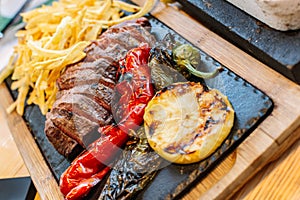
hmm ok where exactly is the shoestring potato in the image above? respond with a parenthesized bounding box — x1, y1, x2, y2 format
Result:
(0, 0, 155, 115)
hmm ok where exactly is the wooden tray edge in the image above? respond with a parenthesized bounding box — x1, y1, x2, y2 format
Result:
(0, 83, 64, 200)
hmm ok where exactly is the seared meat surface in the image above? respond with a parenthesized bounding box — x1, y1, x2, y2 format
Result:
(45, 18, 156, 159)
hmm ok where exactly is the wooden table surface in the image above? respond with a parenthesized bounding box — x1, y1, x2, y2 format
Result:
(1, 97, 299, 199)
(0, 1, 300, 199)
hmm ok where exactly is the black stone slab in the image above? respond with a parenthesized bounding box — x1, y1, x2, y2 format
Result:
(5, 16, 273, 200)
(177, 0, 300, 84)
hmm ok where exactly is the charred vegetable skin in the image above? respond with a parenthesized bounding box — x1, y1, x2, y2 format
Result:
(60, 125, 127, 200)
(149, 46, 186, 90)
(99, 127, 163, 200)
(113, 44, 155, 131)
(148, 34, 188, 91)
(172, 44, 221, 79)
(149, 34, 220, 91)
(144, 82, 234, 164)
(59, 45, 154, 200)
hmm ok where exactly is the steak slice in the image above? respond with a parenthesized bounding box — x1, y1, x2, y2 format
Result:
(45, 18, 156, 159)
(56, 83, 114, 111)
(60, 57, 116, 78)
(52, 93, 113, 125)
(57, 58, 117, 90)
(45, 119, 83, 160)
(49, 107, 99, 147)
(83, 20, 155, 62)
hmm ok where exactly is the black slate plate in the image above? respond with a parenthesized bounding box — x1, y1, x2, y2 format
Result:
(5, 16, 273, 200)
(177, 0, 300, 84)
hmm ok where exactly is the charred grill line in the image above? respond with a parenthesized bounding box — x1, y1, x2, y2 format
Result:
(45, 119, 83, 160)
(56, 84, 113, 113)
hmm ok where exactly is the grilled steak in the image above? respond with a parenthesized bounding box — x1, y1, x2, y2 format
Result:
(45, 18, 156, 159)
(45, 119, 83, 159)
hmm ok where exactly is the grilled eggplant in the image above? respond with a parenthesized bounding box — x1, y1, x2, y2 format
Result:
(144, 82, 234, 164)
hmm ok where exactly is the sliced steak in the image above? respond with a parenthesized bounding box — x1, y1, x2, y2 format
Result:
(52, 93, 113, 125)
(57, 58, 117, 90)
(56, 83, 114, 111)
(49, 107, 99, 147)
(45, 119, 83, 160)
(45, 18, 156, 159)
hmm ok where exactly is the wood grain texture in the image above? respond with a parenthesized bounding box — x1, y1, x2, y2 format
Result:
(0, 103, 29, 179)
(233, 138, 300, 200)
(0, 1, 300, 200)
(0, 83, 64, 200)
(182, 151, 237, 199)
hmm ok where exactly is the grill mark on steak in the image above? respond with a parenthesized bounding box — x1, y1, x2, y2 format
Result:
(105, 25, 154, 46)
(84, 25, 155, 61)
(45, 119, 83, 160)
(57, 58, 118, 90)
(49, 107, 99, 147)
(52, 93, 113, 125)
(84, 42, 129, 62)
(56, 83, 114, 111)
(62, 57, 116, 75)
(57, 68, 116, 90)
(45, 18, 156, 158)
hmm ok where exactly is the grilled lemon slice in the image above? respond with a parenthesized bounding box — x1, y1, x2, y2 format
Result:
(143, 82, 234, 164)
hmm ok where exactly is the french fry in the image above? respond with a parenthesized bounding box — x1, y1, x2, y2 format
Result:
(6, 101, 17, 114)
(113, 1, 141, 12)
(16, 84, 29, 115)
(11, 77, 26, 90)
(0, 54, 17, 83)
(84, 0, 155, 26)
(0, 0, 155, 115)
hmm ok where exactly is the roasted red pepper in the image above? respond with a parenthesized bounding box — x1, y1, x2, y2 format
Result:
(115, 43, 154, 131)
(59, 44, 154, 200)
(59, 125, 127, 200)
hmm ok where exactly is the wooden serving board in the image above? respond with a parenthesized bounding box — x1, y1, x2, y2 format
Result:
(3, 14, 274, 199)
(1, 1, 300, 199)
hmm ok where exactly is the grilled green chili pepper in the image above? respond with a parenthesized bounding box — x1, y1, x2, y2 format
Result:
(149, 34, 220, 91)
(173, 44, 221, 79)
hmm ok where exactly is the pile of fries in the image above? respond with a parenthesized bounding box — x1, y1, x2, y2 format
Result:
(0, 0, 155, 115)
